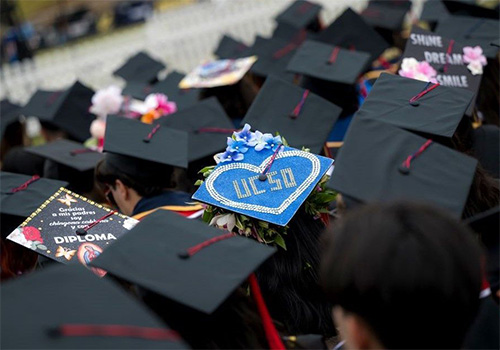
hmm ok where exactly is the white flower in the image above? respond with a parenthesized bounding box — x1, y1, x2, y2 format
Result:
(467, 61, 483, 75)
(253, 131, 269, 151)
(89, 85, 124, 119)
(7, 228, 31, 248)
(89, 119, 106, 139)
(400, 57, 419, 72)
(209, 214, 236, 231)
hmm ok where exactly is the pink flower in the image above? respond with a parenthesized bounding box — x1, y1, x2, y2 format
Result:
(463, 46, 487, 66)
(153, 94, 177, 116)
(416, 61, 437, 77)
(399, 57, 437, 83)
(89, 86, 124, 119)
(90, 119, 106, 139)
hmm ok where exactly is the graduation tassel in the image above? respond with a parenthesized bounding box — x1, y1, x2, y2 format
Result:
(289, 89, 310, 119)
(409, 82, 439, 106)
(178, 232, 235, 259)
(10, 175, 40, 194)
(248, 274, 286, 350)
(143, 124, 161, 143)
(70, 148, 96, 156)
(440, 39, 455, 73)
(327, 46, 341, 65)
(76, 210, 116, 236)
(399, 139, 433, 175)
(48, 324, 181, 341)
(259, 144, 283, 181)
(196, 127, 237, 134)
(273, 30, 306, 60)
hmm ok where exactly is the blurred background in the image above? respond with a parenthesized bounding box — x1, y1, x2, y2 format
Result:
(0, 0, 426, 104)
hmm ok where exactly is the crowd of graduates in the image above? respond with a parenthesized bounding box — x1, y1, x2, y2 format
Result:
(1, 0, 499, 349)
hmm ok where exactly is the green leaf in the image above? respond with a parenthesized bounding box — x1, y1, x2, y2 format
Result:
(194, 179, 204, 186)
(202, 210, 214, 224)
(198, 166, 215, 174)
(38, 244, 47, 250)
(274, 234, 287, 250)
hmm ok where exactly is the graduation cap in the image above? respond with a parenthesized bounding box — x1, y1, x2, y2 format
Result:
(274, 0, 322, 31)
(213, 34, 249, 59)
(104, 115, 189, 169)
(315, 8, 390, 63)
(287, 40, 371, 113)
(0, 172, 68, 236)
(361, 3, 409, 44)
(91, 209, 276, 314)
(113, 51, 165, 84)
(442, 0, 500, 20)
(402, 26, 482, 116)
(241, 76, 342, 155)
(420, 0, 450, 28)
(472, 125, 499, 179)
(1, 100, 22, 142)
(192, 124, 333, 226)
(20, 82, 95, 142)
(435, 15, 500, 59)
(369, 0, 412, 12)
(328, 118, 477, 218)
(158, 97, 234, 162)
(356, 73, 474, 141)
(1, 264, 187, 349)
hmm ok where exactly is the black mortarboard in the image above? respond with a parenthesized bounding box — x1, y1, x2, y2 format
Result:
(472, 125, 499, 179)
(402, 26, 482, 116)
(356, 73, 474, 140)
(435, 15, 500, 59)
(91, 210, 276, 314)
(1, 264, 187, 349)
(272, 22, 316, 42)
(214, 34, 249, 59)
(443, 0, 500, 20)
(287, 40, 371, 112)
(158, 97, 233, 162)
(1, 99, 21, 141)
(274, 0, 322, 30)
(0, 172, 68, 236)
(315, 8, 390, 63)
(113, 51, 166, 84)
(241, 76, 341, 154)
(369, 0, 412, 12)
(104, 115, 188, 169)
(361, 3, 408, 44)
(420, 0, 450, 28)
(25, 139, 104, 172)
(20, 82, 95, 142)
(248, 36, 302, 82)
(328, 118, 477, 218)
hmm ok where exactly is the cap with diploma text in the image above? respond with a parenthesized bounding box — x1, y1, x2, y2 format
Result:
(20, 82, 95, 142)
(103, 115, 188, 169)
(113, 51, 166, 84)
(241, 76, 342, 155)
(0, 172, 68, 236)
(158, 97, 234, 162)
(328, 118, 477, 218)
(90, 209, 276, 314)
(274, 0, 322, 30)
(356, 73, 474, 140)
(0, 100, 21, 141)
(315, 8, 390, 63)
(214, 34, 250, 59)
(1, 264, 187, 349)
(435, 15, 500, 59)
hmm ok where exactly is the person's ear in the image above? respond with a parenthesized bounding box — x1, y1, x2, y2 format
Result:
(114, 179, 129, 200)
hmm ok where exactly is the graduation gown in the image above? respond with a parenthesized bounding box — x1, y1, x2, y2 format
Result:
(131, 190, 203, 221)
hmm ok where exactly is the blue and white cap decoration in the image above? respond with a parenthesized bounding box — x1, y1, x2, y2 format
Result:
(192, 124, 333, 226)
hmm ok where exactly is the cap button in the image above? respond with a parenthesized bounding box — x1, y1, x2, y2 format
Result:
(409, 100, 420, 107)
(178, 251, 190, 259)
(142, 138, 150, 143)
(398, 165, 410, 175)
(438, 66, 445, 73)
(76, 228, 87, 236)
(258, 173, 267, 181)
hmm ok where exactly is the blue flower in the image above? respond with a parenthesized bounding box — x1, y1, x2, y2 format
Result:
(227, 137, 249, 153)
(234, 124, 257, 145)
(216, 150, 245, 163)
(262, 133, 282, 151)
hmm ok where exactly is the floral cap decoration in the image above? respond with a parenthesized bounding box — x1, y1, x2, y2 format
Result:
(192, 124, 335, 249)
(398, 57, 438, 83)
(463, 46, 487, 76)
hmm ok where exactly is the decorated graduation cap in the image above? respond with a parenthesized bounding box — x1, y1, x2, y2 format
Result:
(274, 0, 322, 31)
(241, 76, 341, 155)
(287, 40, 371, 113)
(0, 99, 21, 142)
(104, 115, 189, 169)
(435, 15, 500, 59)
(20, 82, 95, 142)
(1, 264, 187, 349)
(328, 118, 477, 218)
(356, 73, 474, 141)
(214, 34, 250, 59)
(91, 209, 276, 314)
(0, 172, 68, 236)
(113, 51, 165, 84)
(315, 7, 390, 63)
(192, 123, 333, 230)
(158, 97, 234, 162)
(401, 26, 483, 116)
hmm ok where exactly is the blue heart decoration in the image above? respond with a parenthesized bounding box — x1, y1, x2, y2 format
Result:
(192, 145, 333, 226)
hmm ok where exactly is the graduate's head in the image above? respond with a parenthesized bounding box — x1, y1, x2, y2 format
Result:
(321, 201, 483, 349)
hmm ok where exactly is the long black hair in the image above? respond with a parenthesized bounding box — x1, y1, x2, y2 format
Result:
(255, 206, 336, 337)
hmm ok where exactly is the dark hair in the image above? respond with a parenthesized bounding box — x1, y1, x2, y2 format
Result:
(140, 287, 270, 349)
(477, 55, 499, 126)
(94, 157, 174, 197)
(321, 201, 483, 349)
(256, 207, 336, 337)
